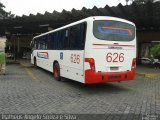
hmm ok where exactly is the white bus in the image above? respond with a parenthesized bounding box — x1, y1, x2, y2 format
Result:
(31, 16, 136, 84)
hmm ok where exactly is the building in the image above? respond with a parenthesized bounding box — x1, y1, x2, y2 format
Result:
(0, 2, 160, 60)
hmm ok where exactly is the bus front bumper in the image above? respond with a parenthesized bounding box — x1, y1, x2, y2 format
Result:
(85, 69, 135, 84)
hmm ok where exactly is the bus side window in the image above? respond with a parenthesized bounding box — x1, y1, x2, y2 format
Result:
(44, 35, 48, 50)
(69, 23, 86, 50)
(34, 40, 37, 49)
(47, 33, 52, 50)
(53, 32, 57, 50)
(61, 29, 69, 50)
(58, 31, 63, 49)
(79, 23, 86, 50)
(33, 39, 37, 49)
(45, 41, 48, 50)
(41, 37, 44, 49)
(57, 31, 62, 49)
(38, 38, 41, 49)
(69, 25, 80, 50)
(42, 39, 46, 50)
(36, 39, 38, 49)
(65, 29, 68, 37)
(64, 29, 69, 49)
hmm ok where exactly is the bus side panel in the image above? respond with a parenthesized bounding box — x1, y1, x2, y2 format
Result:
(59, 50, 84, 83)
(31, 50, 85, 83)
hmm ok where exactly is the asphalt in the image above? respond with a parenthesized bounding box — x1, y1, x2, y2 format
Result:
(2, 59, 160, 117)
(7, 59, 160, 79)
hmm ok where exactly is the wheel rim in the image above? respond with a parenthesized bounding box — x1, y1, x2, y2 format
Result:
(54, 67, 59, 78)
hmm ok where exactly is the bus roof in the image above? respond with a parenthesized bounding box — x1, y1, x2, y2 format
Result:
(33, 16, 135, 39)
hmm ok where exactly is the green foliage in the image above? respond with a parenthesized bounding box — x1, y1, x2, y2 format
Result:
(134, 0, 154, 4)
(151, 43, 160, 58)
(126, 0, 155, 5)
(0, 2, 14, 19)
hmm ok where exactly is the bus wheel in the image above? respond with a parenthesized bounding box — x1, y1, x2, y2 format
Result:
(53, 63, 61, 81)
(34, 58, 37, 67)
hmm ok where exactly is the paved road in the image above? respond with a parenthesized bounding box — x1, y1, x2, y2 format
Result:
(0, 64, 160, 120)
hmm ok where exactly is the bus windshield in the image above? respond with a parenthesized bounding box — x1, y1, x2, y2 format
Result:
(93, 20, 135, 41)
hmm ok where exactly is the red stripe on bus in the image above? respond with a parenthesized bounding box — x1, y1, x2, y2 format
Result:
(102, 26, 132, 36)
(93, 44, 135, 47)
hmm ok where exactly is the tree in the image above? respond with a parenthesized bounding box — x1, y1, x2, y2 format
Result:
(150, 43, 160, 59)
(0, 2, 14, 19)
(126, 0, 156, 5)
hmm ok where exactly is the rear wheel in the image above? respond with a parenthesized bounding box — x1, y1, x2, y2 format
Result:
(53, 63, 61, 81)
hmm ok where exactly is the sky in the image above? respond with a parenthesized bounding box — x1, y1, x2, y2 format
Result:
(1, 0, 127, 16)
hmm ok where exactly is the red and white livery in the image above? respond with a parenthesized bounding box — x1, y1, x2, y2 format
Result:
(31, 16, 136, 84)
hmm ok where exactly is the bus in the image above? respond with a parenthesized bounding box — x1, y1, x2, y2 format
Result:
(31, 16, 136, 84)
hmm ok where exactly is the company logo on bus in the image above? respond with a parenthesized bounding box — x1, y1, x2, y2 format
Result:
(37, 52, 49, 59)
(108, 46, 122, 49)
(98, 25, 132, 36)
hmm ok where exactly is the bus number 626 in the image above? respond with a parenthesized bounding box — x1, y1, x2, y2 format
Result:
(71, 54, 80, 64)
(106, 53, 124, 62)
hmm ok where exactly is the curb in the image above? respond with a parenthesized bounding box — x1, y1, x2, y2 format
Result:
(18, 62, 33, 68)
(6, 60, 19, 64)
(136, 73, 145, 77)
(136, 72, 160, 79)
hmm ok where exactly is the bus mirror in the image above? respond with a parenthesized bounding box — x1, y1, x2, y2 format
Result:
(30, 41, 32, 47)
(30, 41, 33, 47)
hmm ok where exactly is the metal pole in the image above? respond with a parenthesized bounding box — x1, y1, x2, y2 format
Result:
(18, 36, 20, 53)
(14, 36, 16, 61)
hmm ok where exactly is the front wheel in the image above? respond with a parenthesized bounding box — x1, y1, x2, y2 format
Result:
(53, 63, 61, 81)
(34, 58, 37, 67)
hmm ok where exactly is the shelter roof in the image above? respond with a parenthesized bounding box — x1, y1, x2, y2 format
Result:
(0, 2, 160, 36)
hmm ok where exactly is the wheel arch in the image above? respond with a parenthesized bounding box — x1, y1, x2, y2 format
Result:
(34, 56, 36, 61)
(53, 60, 61, 81)
(53, 60, 59, 67)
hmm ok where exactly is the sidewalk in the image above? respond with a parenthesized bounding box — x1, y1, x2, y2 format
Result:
(17, 59, 33, 67)
(136, 65, 160, 78)
(7, 59, 160, 79)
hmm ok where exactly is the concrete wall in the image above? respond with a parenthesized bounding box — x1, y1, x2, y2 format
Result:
(137, 31, 160, 58)
(137, 31, 160, 43)
(7, 35, 33, 58)
(0, 37, 6, 51)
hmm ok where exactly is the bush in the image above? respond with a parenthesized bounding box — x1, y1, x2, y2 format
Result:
(151, 43, 160, 59)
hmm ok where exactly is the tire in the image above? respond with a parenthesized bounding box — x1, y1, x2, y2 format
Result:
(34, 58, 37, 67)
(53, 63, 61, 81)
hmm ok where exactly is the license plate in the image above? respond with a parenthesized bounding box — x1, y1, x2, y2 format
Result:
(108, 75, 121, 79)
(110, 67, 119, 70)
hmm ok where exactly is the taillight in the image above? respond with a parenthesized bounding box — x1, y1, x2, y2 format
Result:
(85, 58, 95, 71)
(131, 58, 136, 69)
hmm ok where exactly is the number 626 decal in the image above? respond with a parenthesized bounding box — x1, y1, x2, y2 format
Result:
(71, 54, 80, 64)
(106, 53, 124, 62)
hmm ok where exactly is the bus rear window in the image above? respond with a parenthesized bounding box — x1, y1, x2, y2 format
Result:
(93, 20, 135, 41)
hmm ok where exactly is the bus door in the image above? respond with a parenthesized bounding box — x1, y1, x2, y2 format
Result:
(67, 23, 86, 82)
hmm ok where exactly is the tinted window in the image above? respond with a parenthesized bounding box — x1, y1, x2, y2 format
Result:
(33, 23, 86, 50)
(93, 20, 135, 41)
(59, 30, 69, 49)
(69, 23, 86, 50)
(63, 29, 69, 49)
(46, 30, 69, 50)
(47, 34, 53, 50)
(79, 23, 86, 49)
(34, 39, 38, 49)
(70, 25, 80, 49)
